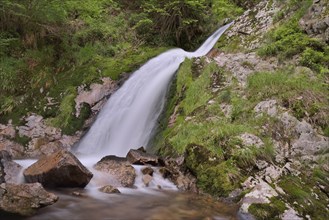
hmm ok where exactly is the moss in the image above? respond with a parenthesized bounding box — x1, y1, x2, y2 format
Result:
(12, 135, 31, 148)
(248, 197, 286, 220)
(196, 160, 242, 196)
(278, 175, 329, 219)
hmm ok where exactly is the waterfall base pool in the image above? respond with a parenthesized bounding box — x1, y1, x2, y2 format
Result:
(2, 189, 239, 220)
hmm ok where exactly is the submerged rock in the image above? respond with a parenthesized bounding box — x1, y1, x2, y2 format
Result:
(94, 156, 136, 187)
(142, 174, 153, 187)
(0, 150, 22, 184)
(0, 183, 58, 216)
(23, 150, 93, 188)
(126, 149, 164, 166)
(99, 185, 120, 194)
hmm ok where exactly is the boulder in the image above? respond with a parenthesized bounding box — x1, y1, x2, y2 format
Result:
(161, 157, 198, 192)
(0, 136, 25, 159)
(126, 149, 164, 166)
(0, 150, 22, 184)
(142, 174, 153, 187)
(23, 150, 93, 188)
(0, 183, 58, 216)
(141, 166, 154, 176)
(99, 185, 120, 194)
(94, 156, 136, 187)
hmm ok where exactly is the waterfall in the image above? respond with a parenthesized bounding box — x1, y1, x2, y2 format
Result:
(76, 22, 233, 157)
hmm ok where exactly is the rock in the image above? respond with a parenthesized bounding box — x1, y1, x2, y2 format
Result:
(215, 53, 277, 87)
(94, 156, 136, 187)
(291, 133, 328, 157)
(0, 183, 58, 216)
(0, 122, 15, 138)
(126, 149, 164, 166)
(142, 174, 153, 187)
(23, 150, 93, 188)
(281, 206, 303, 220)
(141, 166, 154, 176)
(254, 100, 278, 117)
(75, 77, 117, 117)
(99, 185, 120, 194)
(0, 150, 22, 184)
(240, 179, 278, 213)
(239, 133, 264, 148)
(162, 158, 197, 192)
(300, 0, 329, 43)
(0, 136, 25, 158)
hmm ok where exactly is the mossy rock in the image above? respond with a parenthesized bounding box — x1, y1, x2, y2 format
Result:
(248, 197, 286, 220)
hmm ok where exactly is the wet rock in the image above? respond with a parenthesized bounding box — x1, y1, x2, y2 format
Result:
(0, 183, 58, 216)
(23, 150, 93, 188)
(162, 157, 198, 192)
(0, 150, 22, 184)
(99, 185, 120, 194)
(94, 156, 136, 187)
(141, 166, 154, 176)
(126, 149, 164, 166)
(142, 174, 153, 187)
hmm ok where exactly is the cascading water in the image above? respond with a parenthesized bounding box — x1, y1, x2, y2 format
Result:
(76, 22, 233, 157)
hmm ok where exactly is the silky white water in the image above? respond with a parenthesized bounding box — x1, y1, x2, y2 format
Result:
(76, 23, 233, 157)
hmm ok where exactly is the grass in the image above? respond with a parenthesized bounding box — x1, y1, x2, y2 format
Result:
(278, 175, 329, 219)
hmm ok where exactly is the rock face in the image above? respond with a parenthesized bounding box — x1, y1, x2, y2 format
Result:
(300, 0, 329, 43)
(75, 77, 118, 117)
(126, 149, 164, 166)
(23, 150, 93, 188)
(94, 156, 136, 187)
(0, 150, 22, 184)
(0, 183, 58, 216)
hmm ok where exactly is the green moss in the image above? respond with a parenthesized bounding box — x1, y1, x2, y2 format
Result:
(248, 197, 286, 220)
(278, 175, 329, 219)
(12, 135, 31, 148)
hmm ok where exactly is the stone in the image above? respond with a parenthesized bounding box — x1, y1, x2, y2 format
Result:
(254, 100, 278, 117)
(23, 150, 93, 188)
(94, 155, 136, 187)
(281, 206, 303, 220)
(0, 183, 58, 216)
(240, 179, 278, 213)
(239, 133, 264, 148)
(142, 174, 153, 187)
(0, 150, 22, 184)
(75, 77, 117, 117)
(99, 185, 120, 194)
(126, 149, 164, 166)
(0, 123, 15, 138)
(162, 158, 197, 192)
(0, 136, 25, 159)
(141, 166, 154, 176)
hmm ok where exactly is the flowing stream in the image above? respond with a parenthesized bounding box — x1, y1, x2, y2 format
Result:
(10, 23, 240, 220)
(76, 22, 233, 157)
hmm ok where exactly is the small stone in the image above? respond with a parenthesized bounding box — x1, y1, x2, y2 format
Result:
(141, 166, 154, 176)
(99, 185, 120, 194)
(142, 174, 153, 187)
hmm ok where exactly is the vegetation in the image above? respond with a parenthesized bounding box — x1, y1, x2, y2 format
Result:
(0, 0, 245, 134)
